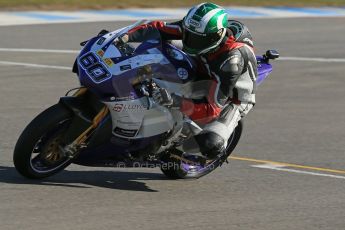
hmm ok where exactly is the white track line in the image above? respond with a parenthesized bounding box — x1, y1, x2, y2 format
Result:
(0, 48, 79, 54)
(0, 61, 70, 70)
(279, 56, 345, 63)
(252, 163, 345, 180)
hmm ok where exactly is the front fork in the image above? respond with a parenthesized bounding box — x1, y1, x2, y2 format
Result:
(61, 88, 109, 158)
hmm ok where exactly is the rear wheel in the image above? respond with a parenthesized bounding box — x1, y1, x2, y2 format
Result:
(13, 104, 74, 179)
(160, 121, 243, 179)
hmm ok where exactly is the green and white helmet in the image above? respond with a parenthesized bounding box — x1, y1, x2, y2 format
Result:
(182, 2, 228, 55)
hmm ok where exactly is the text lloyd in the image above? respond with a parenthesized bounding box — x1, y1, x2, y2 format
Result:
(113, 104, 146, 112)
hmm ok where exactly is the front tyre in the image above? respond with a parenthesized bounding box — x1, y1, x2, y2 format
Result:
(13, 104, 74, 179)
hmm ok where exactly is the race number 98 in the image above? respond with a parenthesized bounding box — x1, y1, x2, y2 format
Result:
(79, 52, 111, 83)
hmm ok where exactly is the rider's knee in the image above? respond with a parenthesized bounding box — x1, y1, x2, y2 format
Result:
(194, 131, 225, 157)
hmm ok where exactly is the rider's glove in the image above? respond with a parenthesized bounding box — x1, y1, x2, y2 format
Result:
(152, 88, 182, 108)
(113, 33, 129, 45)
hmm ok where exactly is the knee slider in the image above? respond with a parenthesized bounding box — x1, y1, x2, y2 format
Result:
(194, 132, 225, 155)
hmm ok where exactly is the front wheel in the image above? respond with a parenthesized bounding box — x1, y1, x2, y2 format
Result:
(13, 104, 74, 179)
(160, 121, 243, 179)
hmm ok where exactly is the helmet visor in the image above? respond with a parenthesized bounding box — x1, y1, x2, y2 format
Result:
(182, 28, 223, 52)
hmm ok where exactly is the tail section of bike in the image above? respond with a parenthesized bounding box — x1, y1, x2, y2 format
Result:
(256, 50, 279, 85)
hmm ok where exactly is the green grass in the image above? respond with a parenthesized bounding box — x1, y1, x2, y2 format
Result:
(0, 0, 345, 10)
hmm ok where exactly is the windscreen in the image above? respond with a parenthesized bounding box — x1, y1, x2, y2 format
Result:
(78, 20, 170, 92)
(109, 20, 162, 57)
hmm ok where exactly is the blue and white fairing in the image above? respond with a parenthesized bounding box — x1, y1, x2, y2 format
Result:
(76, 22, 196, 139)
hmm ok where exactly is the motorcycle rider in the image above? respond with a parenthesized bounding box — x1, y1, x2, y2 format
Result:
(124, 2, 257, 159)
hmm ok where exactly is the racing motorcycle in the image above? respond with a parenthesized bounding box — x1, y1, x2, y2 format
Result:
(13, 21, 279, 179)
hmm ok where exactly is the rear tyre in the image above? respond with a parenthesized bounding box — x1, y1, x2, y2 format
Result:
(13, 104, 74, 179)
(161, 121, 243, 179)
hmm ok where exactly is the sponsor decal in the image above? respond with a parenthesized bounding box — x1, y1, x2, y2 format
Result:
(116, 120, 141, 126)
(112, 103, 146, 112)
(146, 39, 159, 44)
(97, 50, 105, 57)
(113, 127, 138, 137)
(167, 48, 184, 61)
(97, 37, 106, 45)
(120, 64, 132, 71)
(104, 58, 114, 67)
(189, 19, 201, 28)
(113, 104, 123, 112)
(112, 95, 135, 101)
(177, 68, 189, 80)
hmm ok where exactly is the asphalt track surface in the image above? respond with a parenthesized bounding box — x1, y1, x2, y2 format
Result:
(0, 18, 345, 230)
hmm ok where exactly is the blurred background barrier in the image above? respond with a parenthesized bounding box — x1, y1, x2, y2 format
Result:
(1, 5, 345, 26)
(0, 0, 345, 10)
